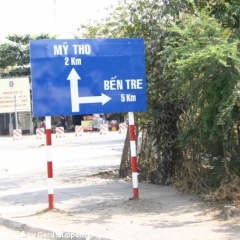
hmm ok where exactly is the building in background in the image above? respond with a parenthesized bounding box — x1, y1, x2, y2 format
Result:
(0, 77, 32, 136)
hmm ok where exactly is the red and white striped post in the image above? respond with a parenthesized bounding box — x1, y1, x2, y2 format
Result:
(128, 112, 139, 199)
(45, 116, 54, 209)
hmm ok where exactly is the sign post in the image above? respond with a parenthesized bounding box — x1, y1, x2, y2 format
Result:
(30, 38, 147, 207)
(128, 112, 139, 199)
(45, 116, 54, 209)
(14, 93, 18, 129)
(9, 113, 13, 136)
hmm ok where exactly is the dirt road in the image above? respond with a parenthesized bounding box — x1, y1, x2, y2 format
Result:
(0, 132, 239, 240)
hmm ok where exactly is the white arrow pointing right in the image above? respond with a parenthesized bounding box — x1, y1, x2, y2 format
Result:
(78, 93, 111, 105)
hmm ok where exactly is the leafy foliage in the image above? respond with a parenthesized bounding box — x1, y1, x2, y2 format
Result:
(78, 0, 240, 193)
(80, 0, 184, 182)
(161, 8, 240, 191)
(0, 33, 56, 77)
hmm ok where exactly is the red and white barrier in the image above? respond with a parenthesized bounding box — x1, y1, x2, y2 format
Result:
(119, 123, 128, 134)
(56, 127, 65, 138)
(36, 128, 45, 139)
(13, 129, 22, 140)
(75, 125, 84, 136)
(129, 112, 139, 200)
(99, 124, 108, 135)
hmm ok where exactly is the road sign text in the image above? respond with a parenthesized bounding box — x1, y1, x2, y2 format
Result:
(104, 79, 143, 90)
(53, 44, 91, 56)
(65, 57, 82, 66)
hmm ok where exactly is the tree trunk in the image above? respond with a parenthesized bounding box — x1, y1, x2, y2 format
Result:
(119, 127, 130, 178)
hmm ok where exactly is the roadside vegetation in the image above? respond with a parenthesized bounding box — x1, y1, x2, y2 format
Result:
(1, 0, 240, 204)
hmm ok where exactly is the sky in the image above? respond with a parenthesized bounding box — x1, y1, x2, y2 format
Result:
(0, 0, 119, 41)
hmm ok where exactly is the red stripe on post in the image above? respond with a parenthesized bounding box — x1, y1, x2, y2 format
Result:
(131, 156, 137, 172)
(47, 162, 53, 178)
(129, 125, 135, 141)
(48, 194, 54, 209)
(46, 129, 52, 145)
(133, 188, 139, 199)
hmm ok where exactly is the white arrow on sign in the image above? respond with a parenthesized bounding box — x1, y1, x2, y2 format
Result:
(67, 68, 111, 112)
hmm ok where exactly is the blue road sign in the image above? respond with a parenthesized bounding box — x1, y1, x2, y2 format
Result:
(30, 38, 147, 117)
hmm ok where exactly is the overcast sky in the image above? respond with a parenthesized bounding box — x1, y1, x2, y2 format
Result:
(0, 0, 119, 40)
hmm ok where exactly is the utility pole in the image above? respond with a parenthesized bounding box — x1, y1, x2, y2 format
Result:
(14, 93, 18, 129)
(54, 0, 56, 33)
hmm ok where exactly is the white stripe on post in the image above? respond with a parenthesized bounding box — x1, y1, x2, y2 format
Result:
(132, 172, 138, 188)
(130, 141, 137, 157)
(47, 178, 54, 194)
(46, 145, 52, 160)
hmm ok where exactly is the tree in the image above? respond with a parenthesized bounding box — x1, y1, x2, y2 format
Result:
(0, 33, 56, 77)
(79, 0, 183, 182)
(28, 0, 238, 198)
(161, 8, 240, 188)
